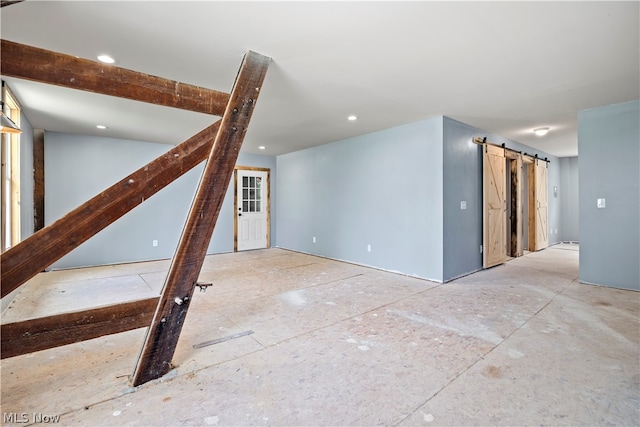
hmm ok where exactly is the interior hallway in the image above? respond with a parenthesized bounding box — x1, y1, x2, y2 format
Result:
(1, 244, 638, 426)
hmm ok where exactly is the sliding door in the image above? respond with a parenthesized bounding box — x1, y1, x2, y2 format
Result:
(483, 144, 507, 268)
(529, 159, 548, 251)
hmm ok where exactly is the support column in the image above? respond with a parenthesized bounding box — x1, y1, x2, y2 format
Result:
(131, 51, 270, 386)
(33, 128, 45, 232)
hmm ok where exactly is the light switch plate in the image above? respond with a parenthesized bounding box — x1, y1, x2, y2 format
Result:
(597, 198, 606, 208)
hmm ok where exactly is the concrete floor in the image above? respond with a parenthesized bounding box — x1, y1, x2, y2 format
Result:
(1, 244, 638, 426)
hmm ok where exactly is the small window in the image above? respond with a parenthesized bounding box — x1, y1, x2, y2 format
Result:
(241, 172, 263, 213)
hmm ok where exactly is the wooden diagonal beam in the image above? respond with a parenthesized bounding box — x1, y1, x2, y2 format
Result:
(1, 40, 229, 116)
(131, 51, 271, 386)
(1, 121, 220, 297)
(0, 1, 24, 7)
(1, 297, 158, 359)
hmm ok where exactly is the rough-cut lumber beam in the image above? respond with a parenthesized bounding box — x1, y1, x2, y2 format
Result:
(1, 1, 24, 7)
(1, 121, 220, 297)
(1, 40, 229, 116)
(132, 51, 271, 386)
(1, 297, 158, 359)
(33, 129, 45, 232)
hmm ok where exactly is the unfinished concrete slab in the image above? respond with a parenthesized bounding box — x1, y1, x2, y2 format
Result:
(1, 246, 638, 426)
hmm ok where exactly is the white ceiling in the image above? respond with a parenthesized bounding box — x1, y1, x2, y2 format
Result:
(1, 1, 638, 157)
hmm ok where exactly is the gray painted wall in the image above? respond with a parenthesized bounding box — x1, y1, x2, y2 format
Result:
(559, 157, 579, 242)
(38, 112, 566, 285)
(276, 115, 561, 283)
(45, 132, 276, 269)
(442, 118, 483, 281)
(442, 117, 561, 282)
(276, 117, 444, 281)
(578, 100, 639, 291)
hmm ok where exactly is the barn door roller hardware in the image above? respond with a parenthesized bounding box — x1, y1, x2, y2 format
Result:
(473, 137, 551, 164)
(195, 282, 213, 292)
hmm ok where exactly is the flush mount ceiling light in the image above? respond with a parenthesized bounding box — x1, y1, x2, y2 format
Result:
(347, 115, 358, 121)
(97, 54, 115, 64)
(258, 146, 266, 150)
(96, 125, 107, 130)
(533, 127, 550, 136)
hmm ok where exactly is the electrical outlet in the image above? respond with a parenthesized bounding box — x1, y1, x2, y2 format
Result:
(460, 201, 467, 210)
(480, 245, 483, 253)
(313, 236, 316, 243)
(152, 240, 158, 247)
(367, 244, 372, 252)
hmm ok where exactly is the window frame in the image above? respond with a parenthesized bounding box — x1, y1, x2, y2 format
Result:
(1, 82, 21, 251)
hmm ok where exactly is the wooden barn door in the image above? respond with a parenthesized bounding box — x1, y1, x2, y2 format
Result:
(529, 159, 548, 251)
(483, 144, 507, 268)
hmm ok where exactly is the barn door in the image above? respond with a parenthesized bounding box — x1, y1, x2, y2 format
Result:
(529, 159, 548, 251)
(483, 144, 507, 268)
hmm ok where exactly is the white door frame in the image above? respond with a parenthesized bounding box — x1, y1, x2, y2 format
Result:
(234, 166, 270, 251)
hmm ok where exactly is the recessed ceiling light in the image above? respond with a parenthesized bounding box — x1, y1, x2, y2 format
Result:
(347, 115, 358, 121)
(97, 54, 115, 64)
(533, 127, 550, 136)
(96, 125, 107, 130)
(258, 146, 266, 150)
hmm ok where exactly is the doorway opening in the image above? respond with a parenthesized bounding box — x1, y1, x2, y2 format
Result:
(506, 152, 522, 258)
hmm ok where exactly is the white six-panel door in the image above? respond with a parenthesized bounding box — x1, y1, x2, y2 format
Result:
(235, 168, 269, 251)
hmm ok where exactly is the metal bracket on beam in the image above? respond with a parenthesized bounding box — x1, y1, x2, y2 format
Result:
(195, 282, 213, 293)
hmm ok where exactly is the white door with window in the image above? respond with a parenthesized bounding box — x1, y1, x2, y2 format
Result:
(236, 168, 269, 251)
